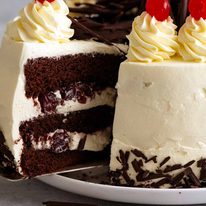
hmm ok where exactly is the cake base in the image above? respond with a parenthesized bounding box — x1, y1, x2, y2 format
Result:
(21, 147, 109, 177)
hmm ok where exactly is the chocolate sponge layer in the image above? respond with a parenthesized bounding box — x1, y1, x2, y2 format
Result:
(24, 53, 124, 98)
(21, 147, 109, 177)
(19, 106, 114, 144)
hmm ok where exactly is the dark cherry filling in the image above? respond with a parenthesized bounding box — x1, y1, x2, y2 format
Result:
(38, 92, 61, 113)
(60, 82, 97, 103)
(38, 82, 105, 114)
(50, 131, 70, 154)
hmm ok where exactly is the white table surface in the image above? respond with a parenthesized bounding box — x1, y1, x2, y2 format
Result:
(0, 1, 132, 205)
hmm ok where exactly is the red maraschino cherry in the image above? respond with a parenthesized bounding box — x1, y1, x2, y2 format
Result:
(146, 0, 171, 21)
(35, 0, 55, 4)
(189, 0, 206, 20)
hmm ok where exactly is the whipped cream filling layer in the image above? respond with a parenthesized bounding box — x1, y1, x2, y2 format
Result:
(56, 88, 115, 113)
(35, 87, 116, 115)
(32, 127, 111, 152)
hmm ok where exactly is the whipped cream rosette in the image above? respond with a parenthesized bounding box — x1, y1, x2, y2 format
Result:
(6, 0, 74, 43)
(127, 11, 179, 63)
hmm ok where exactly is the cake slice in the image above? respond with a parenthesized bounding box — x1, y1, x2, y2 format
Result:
(0, 0, 125, 177)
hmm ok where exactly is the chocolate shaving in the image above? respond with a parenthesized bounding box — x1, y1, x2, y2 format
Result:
(200, 167, 206, 181)
(184, 167, 201, 187)
(68, 16, 112, 45)
(156, 169, 163, 174)
(172, 172, 185, 186)
(122, 170, 134, 186)
(152, 177, 171, 188)
(142, 170, 149, 179)
(177, 0, 189, 29)
(160, 156, 170, 167)
(77, 136, 87, 151)
(70, 0, 140, 21)
(116, 156, 121, 163)
(69, 16, 127, 55)
(197, 159, 206, 181)
(145, 156, 157, 163)
(131, 149, 147, 161)
(164, 164, 182, 173)
(197, 159, 206, 168)
(110, 170, 121, 178)
(139, 159, 143, 167)
(131, 159, 142, 172)
(183, 160, 195, 168)
(119, 150, 130, 170)
(0, 132, 5, 145)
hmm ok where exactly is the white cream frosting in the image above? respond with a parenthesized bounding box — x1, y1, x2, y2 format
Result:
(0, 37, 123, 172)
(127, 12, 178, 62)
(6, 0, 74, 43)
(32, 127, 111, 152)
(178, 15, 206, 62)
(110, 61, 206, 186)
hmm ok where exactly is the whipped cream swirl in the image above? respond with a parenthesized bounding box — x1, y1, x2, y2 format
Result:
(178, 16, 206, 62)
(127, 12, 179, 62)
(6, 0, 74, 43)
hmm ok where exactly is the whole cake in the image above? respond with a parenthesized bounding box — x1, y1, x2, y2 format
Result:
(0, 0, 126, 177)
(110, 0, 206, 188)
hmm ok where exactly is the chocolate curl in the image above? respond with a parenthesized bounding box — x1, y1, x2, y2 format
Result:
(170, 0, 189, 29)
(68, 16, 127, 55)
(178, 0, 189, 29)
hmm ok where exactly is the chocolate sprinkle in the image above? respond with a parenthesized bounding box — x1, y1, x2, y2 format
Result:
(183, 160, 195, 168)
(77, 136, 87, 151)
(145, 156, 157, 163)
(131, 159, 142, 173)
(122, 170, 134, 186)
(197, 159, 206, 168)
(164, 164, 182, 173)
(119, 150, 129, 168)
(152, 177, 171, 188)
(160, 156, 171, 167)
(69, 16, 112, 46)
(200, 167, 206, 181)
(131, 149, 147, 161)
(172, 172, 185, 186)
(184, 167, 201, 187)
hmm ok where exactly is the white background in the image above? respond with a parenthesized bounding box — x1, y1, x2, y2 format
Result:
(0, 0, 30, 39)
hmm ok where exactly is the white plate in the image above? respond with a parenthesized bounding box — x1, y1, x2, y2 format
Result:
(39, 174, 206, 205)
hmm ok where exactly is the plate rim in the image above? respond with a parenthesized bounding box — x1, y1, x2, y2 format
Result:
(38, 174, 206, 205)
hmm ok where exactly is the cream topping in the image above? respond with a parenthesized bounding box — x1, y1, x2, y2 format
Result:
(178, 15, 206, 62)
(127, 12, 178, 62)
(6, 0, 74, 43)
